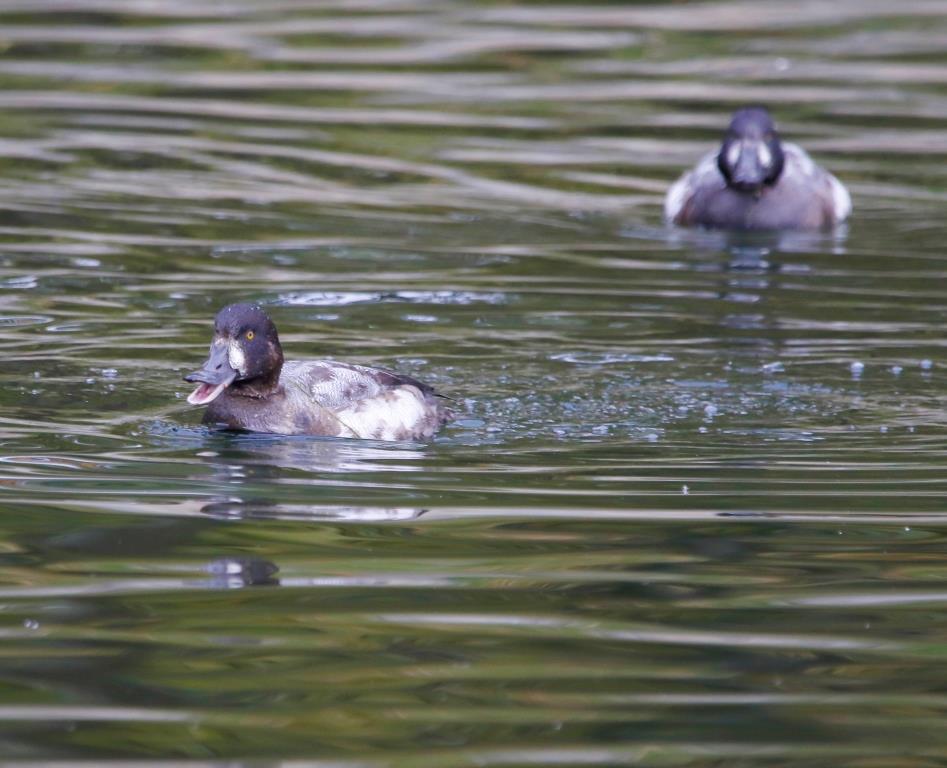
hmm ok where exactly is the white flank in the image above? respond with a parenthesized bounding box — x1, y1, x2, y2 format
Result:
(828, 173, 853, 222)
(336, 388, 427, 441)
(664, 172, 693, 222)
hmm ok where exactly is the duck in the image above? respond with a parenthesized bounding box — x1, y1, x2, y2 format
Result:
(664, 106, 851, 231)
(184, 303, 454, 441)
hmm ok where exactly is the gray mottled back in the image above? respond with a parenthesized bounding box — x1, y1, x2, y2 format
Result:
(282, 361, 431, 410)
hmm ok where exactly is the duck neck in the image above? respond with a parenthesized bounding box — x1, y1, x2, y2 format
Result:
(229, 363, 283, 399)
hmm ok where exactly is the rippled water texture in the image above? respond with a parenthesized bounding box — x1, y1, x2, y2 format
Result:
(0, 0, 946, 764)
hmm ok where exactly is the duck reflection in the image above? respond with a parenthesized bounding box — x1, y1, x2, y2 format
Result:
(669, 225, 849, 271)
(651, 226, 850, 378)
(200, 497, 428, 523)
(197, 430, 430, 473)
(673, 228, 847, 338)
(204, 556, 280, 588)
(191, 432, 429, 523)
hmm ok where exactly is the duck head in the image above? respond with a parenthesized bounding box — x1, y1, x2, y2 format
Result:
(717, 106, 785, 194)
(185, 303, 284, 405)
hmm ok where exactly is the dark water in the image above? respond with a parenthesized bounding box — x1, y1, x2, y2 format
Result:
(1, 0, 947, 764)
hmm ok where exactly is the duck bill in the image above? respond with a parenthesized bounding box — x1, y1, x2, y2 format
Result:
(184, 343, 237, 406)
(729, 142, 767, 193)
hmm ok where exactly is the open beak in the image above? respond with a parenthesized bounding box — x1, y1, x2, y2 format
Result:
(184, 342, 237, 405)
(729, 141, 767, 193)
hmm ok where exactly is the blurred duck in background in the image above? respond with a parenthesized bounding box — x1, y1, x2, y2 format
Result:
(665, 106, 851, 231)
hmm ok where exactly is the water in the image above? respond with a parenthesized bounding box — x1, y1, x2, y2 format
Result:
(0, 0, 946, 763)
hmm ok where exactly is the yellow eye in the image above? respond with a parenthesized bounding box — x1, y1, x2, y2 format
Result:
(246, 330, 254, 341)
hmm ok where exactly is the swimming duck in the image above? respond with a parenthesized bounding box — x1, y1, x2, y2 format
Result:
(665, 106, 851, 231)
(184, 303, 453, 440)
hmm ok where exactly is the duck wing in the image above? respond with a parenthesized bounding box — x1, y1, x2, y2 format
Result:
(281, 360, 453, 440)
(664, 150, 721, 224)
(780, 143, 852, 224)
(283, 360, 439, 409)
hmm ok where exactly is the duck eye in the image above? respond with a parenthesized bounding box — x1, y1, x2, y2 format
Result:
(245, 330, 255, 341)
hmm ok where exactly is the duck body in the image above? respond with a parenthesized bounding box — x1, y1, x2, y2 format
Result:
(185, 304, 453, 441)
(203, 360, 451, 441)
(665, 106, 851, 231)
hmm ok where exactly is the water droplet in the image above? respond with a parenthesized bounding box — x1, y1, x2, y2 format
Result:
(850, 361, 864, 379)
(920, 359, 933, 371)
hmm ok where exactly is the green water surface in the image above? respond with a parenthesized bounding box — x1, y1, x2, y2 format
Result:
(0, 1, 946, 764)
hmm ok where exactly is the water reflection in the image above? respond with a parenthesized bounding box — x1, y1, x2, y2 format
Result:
(193, 431, 430, 474)
(200, 497, 427, 523)
(184, 432, 430, 520)
(0, 557, 280, 598)
(204, 556, 280, 588)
